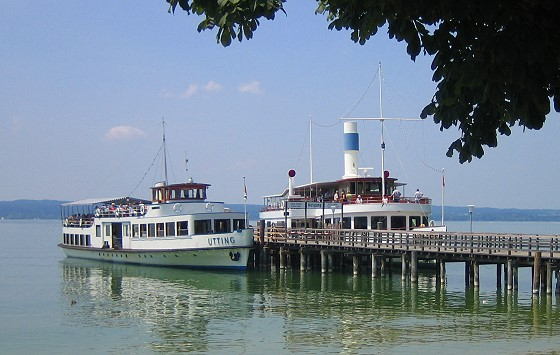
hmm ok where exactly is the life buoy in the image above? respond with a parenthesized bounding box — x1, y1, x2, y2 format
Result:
(95, 208, 100, 217)
(173, 203, 182, 213)
(140, 205, 145, 214)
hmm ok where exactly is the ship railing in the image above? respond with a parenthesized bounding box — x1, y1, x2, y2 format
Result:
(94, 204, 147, 218)
(257, 227, 560, 258)
(63, 215, 94, 228)
(261, 196, 432, 211)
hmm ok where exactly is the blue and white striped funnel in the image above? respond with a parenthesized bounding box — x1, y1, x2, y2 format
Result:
(343, 121, 359, 178)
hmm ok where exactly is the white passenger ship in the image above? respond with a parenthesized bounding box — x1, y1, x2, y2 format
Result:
(260, 120, 446, 232)
(59, 122, 253, 270)
(59, 181, 253, 269)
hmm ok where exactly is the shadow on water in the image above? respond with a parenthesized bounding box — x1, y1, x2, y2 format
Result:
(60, 258, 560, 353)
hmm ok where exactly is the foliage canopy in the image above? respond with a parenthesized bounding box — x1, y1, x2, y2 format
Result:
(167, 0, 560, 162)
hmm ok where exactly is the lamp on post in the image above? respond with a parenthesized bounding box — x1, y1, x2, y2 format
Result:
(467, 205, 475, 233)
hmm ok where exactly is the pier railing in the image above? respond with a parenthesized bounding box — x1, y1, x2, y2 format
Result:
(258, 228, 560, 259)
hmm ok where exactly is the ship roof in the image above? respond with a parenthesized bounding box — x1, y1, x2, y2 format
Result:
(62, 196, 151, 206)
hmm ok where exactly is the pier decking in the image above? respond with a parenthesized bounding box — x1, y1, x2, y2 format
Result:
(251, 227, 560, 295)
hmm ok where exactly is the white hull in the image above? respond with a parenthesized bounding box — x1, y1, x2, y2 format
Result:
(60, 244, 251, 270)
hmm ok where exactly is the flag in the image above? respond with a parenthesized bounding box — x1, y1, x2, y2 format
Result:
(243, 177, 247, 200)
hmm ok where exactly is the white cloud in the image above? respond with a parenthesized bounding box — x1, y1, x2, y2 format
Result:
(105, 125, 146, 140)
(238, 80, 263, 94)
(204, 80, 223, 92)
(180, 84, 199, 98)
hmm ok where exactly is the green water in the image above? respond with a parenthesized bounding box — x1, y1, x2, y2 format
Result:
(1, 220, 560, 354)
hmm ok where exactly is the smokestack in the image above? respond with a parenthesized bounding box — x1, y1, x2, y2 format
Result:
(343, 121, 359, 179)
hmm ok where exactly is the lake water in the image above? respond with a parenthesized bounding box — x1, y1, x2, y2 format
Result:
(1, 220, 559, 354)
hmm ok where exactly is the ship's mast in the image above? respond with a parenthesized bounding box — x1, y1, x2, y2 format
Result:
(162, 117, 168, 185)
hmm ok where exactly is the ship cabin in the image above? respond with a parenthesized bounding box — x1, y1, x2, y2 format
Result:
(151, 181, 210, 204)
(263, 177, 430, 209)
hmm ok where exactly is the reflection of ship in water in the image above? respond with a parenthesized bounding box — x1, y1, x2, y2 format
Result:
(60, 258, 251, 353)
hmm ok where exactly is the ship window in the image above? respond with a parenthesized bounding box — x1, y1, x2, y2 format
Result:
(166, 222, 176, 236)
(214, 219, 231, 234)
(104, 224, 111, 237)
(80, 234, 84, 246)
(391, 216, 406, 230)
(123, 224, 130, 237)
(354, 217, 368, 229)
(194, 220, 212, 234)
(156, 223, 165, 237)
(140, 224, 147, 237)
(96, 225, 101, 238)
(342, 217, 351, 229)
(148, 223, 156, 237)
(132, 224, 139, 238)
(233, 219, 245, 230)
(409, 216, 422, 228)
(371, 216, 387, 230)
(177, 221, 189, 236)
(86, 235, 91, 246)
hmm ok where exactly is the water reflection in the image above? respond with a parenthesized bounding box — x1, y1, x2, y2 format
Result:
(61, 260, 560, 353)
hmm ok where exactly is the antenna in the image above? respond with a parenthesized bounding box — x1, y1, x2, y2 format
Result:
(341, 63, 421, 201)
(162, 117, 168, 185)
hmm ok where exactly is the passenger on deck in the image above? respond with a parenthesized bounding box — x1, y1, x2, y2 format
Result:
(391, 189, 401, 202)
(414, 189, 423, 203)
(356, 195, 363, 204)
(333, 190, 339, 202)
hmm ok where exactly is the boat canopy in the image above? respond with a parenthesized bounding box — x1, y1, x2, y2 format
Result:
(151, 182, 211, 203)
(62, 196, 151, 207)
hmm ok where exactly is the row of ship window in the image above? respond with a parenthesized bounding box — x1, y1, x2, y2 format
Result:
(95, 219, 246, 239)
(63, 233, 91, 246)
(287, 216, 429, 230)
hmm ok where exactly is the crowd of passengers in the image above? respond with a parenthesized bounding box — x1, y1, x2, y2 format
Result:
(95, 202, 147, 217)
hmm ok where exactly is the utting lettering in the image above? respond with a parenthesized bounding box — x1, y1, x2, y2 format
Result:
(208, 236, 235, 246)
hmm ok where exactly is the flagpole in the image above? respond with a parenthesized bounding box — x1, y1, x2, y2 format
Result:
(441, 168, 445, 226)
(243, 176, 248, 228)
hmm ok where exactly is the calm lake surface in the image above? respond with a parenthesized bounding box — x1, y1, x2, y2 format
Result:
(1, 220, 559, 354)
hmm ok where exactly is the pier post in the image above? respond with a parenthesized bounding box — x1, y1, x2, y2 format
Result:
(353, 255, 359, 276)
(546, 262, 553, 294)
(372, 254, 379, 278)
(513, 265, 519, 290)
(401, 253, 407, 281)
(307, 254, 312, 271)
(507, 259, 513, 291)
(555, 270, 560, 294)
(286, 251, 292, 270)
(279, 247, 286, 270)
(261, 247, 268, 269)
(532, 252, 541, 294)
(439, 259, 446, 284)
(380, 257, 386, 275)
(465, 261, 471, 287)
(496, 264, 502, 289)
(473, 261, 479, 288)
(541, 265, 547, 293)
(300, 249, 306, 272)
(411, 251, 418, 283)
(327, 253, 333, 272)
(321, 250, 327, 273)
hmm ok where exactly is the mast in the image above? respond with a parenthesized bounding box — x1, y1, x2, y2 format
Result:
(162, 117, 168, 185)
(441, 168, 445, 226)
(379, 62, 386, 198)
(309, 116, 313, 184)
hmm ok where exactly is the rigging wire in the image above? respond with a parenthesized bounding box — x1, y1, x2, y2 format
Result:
(128, 143, 164, 196)
(341, 67, 380, 118)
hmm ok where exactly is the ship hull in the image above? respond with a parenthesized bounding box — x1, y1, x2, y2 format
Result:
(59, 244, 252, 270)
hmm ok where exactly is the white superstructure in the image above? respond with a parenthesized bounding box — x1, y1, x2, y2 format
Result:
(260, 121, 446, 232)
(59, 181, 253, 270)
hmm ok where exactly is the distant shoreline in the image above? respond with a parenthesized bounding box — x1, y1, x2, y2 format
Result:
(1, 200, 560, 222)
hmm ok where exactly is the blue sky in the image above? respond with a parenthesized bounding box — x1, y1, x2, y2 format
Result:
(1, 1, 559, 210)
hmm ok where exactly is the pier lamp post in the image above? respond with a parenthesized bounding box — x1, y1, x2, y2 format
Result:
(467, 205, 475, 233)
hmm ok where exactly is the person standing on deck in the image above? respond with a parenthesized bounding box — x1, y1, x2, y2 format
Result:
(391, 189, 401, 202)
(414, 189, 423, 203)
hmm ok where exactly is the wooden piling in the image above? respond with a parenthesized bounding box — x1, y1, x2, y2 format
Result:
(321, 250, 327, 273)
(286, 251, 292, 270)
(496, 264, 502, 289)
(507, 259, 513, 291)
(353, 255, 359, 276)
(541, 265, 547, 293)
(473, 261, 479, 288)
(327, 253, 333, 272)
(279, 247, 286, 270)
(555, 270, 560, 294)
(300, 249, 306, 272)
(372, 254, 379, 278)
(465, 261, 471, 287)
(439, 259, 446, 284)
(380, 257, 386, 275)
(411, 251, 418, 283)
(513, 266, 518, 290)
(532, 252, 541, 294)
(401, 253, 407, 281)
(546, 262, 553, 294)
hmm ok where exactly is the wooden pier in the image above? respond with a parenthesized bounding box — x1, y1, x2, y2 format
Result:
(251, 227, 560, 295)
